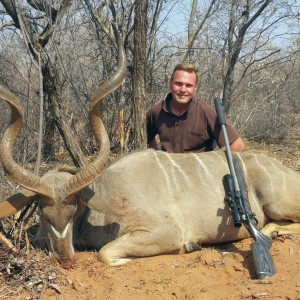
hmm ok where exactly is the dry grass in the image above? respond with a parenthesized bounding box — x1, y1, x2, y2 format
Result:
(0, 217, 64, 299)
(245, 140, 300, 172)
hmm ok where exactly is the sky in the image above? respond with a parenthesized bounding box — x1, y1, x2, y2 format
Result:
(158, 0, 300, 49)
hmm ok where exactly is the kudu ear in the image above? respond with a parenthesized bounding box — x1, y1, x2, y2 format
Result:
(76, 187, 106, 213)
(76, 187, 96, 205)
(0, 188, 37, 218)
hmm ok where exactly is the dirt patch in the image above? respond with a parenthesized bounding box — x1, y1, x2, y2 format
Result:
(19, 235, 300, 300)
(2, 235, 300, 300)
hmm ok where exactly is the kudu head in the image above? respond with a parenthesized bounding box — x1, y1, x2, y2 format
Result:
(0, 24, 127, 268)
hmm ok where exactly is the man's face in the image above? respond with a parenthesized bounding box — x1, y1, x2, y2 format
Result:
(169, 70, 198, 105)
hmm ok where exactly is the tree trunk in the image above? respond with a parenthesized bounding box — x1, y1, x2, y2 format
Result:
(0, 0, 85, 167)
(222, 0, 271, 112)
(41, 52, 86, 167)
(132, 0, 148, 150)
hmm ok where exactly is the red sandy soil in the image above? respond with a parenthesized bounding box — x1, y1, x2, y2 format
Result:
(39, 235, 300, 299)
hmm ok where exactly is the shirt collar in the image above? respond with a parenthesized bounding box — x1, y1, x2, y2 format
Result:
(162, 92, 194, 115)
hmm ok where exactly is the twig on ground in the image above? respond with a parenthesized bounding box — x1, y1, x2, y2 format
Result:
(0, 232, 18, 254)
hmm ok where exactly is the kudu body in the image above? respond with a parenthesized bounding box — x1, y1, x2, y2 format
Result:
(1, 27, 300, 268)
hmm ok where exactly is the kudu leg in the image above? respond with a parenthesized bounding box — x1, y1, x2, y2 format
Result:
(98, 227, 183, 266)
(261, 221, 300, 238)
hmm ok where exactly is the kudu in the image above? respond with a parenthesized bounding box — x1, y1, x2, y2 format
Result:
(1, 28, 300, 270)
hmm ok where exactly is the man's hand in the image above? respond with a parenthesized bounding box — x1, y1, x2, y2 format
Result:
(230, 137, 246, 152)
(147, 139, 159, 150)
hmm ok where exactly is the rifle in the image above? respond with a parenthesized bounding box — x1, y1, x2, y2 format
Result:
(214, 97, 276, 279)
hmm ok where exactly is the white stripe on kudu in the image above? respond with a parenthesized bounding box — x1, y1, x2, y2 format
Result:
(51, 222, 70, 239)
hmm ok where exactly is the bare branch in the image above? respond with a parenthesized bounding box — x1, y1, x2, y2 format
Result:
(0, 232, 18, 254)
(0, 21, 15, 30)
(181, 0, 217, 62)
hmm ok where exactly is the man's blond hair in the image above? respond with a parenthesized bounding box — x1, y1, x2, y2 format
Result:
(171, 63, 198, 83)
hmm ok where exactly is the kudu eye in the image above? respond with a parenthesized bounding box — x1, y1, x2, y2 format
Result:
(39, 211, 51, 224)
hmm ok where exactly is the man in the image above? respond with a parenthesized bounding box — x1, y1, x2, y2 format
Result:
(146, 63, 246, 153)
